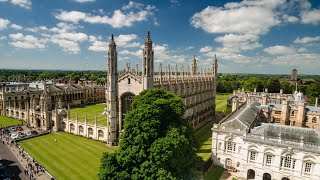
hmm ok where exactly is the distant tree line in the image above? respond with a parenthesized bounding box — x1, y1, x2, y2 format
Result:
(217, 73, 320, 105)
(0, 69, 107, 84)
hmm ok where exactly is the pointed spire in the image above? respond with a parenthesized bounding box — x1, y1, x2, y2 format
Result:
(144, 30, 152, 45)
(175, 64, 178, 80)
(109, 34, 116, 46)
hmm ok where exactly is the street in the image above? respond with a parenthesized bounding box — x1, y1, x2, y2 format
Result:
(0, 141, 28, 180)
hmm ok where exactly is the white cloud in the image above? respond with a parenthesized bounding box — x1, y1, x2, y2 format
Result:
(53, 32, 88, 42)
(26, 26, 48, 32)
(8, 0, 32, 9)
(122, 1, 143, 10)
(10, 23, 22, 30)
(88, 40, 108, 52)
(185, 46, 194, 50)
(50, 37, 80, 54)
(282, 15, 299, 23)
(72, 0, 95, 3)
(264, 45, 296, 55)
(190, 1, 282, 35)
(294, 36, 320, 44)
(301, 9, 320, 25)
(0, 18, 10, 30)
(9, 33, 46, 49)
(115, 34, 140, 47)
(200, 46, 213, 53)
(55, 2, 156, 28)
(119, 49, 142, 57)
(0, 36, 6, 40)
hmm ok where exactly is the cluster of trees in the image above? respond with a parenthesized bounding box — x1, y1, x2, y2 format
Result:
(0, 69, 107, 84)
(99, 89, 201, 179)
(217, 74, 320, 104)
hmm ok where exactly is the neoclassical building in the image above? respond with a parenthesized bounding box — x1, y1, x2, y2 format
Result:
(212, 101, 320, 180)
(106, 31, 218, 145)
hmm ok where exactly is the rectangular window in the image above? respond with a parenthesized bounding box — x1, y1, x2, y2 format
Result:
(227, 141, 232, 151)
(305, 163, 312, 173)
(266, 155, 272, 164)
(250, 151, 257, 161)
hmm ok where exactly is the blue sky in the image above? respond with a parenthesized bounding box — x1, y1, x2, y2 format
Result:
(0, 0, 319, 74)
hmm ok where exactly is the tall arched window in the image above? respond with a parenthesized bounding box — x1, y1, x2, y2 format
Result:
(281, 154, 296, 169)
(224, 139, 236, 152)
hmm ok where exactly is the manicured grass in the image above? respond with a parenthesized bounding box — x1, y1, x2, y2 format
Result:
(19, 132, 117, 180)
(70, 103, 107, 126)
(0, 115, 23, 128)
(216, 94, 232, 112)
(195, 120, 215, 161)
(204, 166, 225, 180)
(195, 94, 232, 160)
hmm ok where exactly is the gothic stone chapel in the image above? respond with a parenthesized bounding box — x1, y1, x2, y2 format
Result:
(106, 31, 218, 145)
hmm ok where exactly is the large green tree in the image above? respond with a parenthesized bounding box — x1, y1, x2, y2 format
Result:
(99, 88, 201, 180)
(266, 77, 281, 93)
(243, 77, 264, 92)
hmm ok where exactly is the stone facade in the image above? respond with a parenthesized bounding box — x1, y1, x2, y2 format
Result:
(106, 31, 218, 145)
(0, 81, 105, 131)
(212, 101, 320, 180)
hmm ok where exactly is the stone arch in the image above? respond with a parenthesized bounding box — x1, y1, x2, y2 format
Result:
(247, 169, 255, 179)
(312, 117, 317, 123)
(263, 173, 271, 180)
(120, 92, 135, 129)
(282, 177, 290, 180)
(62, 122, 66, 130)
(98, 130, 104, 140)
(70, 123, 75, 133)
(88, 127, 94, 138)
(79, 125, 84, 134)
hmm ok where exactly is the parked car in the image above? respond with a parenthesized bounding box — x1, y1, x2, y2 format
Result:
(9, 127, 16, 132)
(4, 129, 10, 134)
(26, 131, 32, 136)
(16, 126, 23, 131)
(30, 130, 38, 135)
(10, 133, 19, 140)
(18, 132, 26, 138)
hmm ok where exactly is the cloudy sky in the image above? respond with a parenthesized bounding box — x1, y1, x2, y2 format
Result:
(0, 0, 319, 74)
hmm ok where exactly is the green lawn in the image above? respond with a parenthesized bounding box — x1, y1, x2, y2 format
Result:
(204, 166, 225, 180)
(70, 103, 107, 126)
(18, 132, 117, 180)
(196, 94, 232, 160)
(0, 115, 23, 128)
(216, 94, 232, 112)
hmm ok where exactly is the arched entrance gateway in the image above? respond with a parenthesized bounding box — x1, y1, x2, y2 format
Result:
(247, 169, 255, 179)
(119, 92, 135, 130)
(263, 173, 271, 180)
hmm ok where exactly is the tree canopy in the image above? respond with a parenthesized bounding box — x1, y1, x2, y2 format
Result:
(99, 88, 201, 180)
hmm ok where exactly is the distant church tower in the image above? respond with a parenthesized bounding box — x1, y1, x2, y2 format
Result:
(107, 34, 119, 145)
(142, 31, 154, 90)
(291, 68, 298, 82)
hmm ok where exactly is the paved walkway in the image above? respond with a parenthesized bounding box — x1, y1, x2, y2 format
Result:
(1, 131, 53, 180)
(219, 170, 237, 180)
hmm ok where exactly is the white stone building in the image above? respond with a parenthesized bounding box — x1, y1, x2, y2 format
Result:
(212, 102, 320, 180)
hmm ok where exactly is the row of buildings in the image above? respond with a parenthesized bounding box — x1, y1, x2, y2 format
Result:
(212, 89, 320, 180)
(0, 31, 218, 145)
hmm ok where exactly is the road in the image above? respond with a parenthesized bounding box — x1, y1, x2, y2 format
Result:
(0, 141, 28, 180)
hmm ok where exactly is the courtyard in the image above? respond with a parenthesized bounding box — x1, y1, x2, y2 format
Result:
(18, 132, 117, 180)
(69, 103, 107, 126)
(0, 115, 23, 128)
